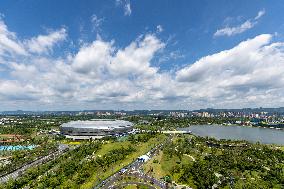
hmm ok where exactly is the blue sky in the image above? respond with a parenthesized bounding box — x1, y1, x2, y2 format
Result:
(0, 0, 284, 110)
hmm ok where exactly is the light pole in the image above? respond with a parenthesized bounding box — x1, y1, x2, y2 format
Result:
(229, 174, 234, 189)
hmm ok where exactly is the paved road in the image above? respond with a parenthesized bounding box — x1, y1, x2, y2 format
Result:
(114, 181, 156, 189)
(0, 144, 69, 183)
(95, 141, 168, 189)
(123, 171, 166, 189)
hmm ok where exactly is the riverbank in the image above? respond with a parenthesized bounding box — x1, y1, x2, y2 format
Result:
(188, 123, 284, 131)
(180, 124, 284, 145)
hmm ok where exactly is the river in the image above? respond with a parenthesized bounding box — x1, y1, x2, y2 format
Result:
(180, 125, 284, 145)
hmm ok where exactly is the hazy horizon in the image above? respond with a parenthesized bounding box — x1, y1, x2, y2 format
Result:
(2, 106, 284, 112)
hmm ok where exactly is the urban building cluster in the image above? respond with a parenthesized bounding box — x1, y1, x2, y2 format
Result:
(0, 117, 22, 125)
(76, 111, 127, 116)
(2, 108, 284, 128)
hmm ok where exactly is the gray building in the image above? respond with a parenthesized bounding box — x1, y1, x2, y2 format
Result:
(60, 119, 133, 140)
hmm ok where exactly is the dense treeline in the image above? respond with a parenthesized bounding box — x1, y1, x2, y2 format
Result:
(1, 141, 137, 189)
(2, 142, 102, 189)
(0, 141, 57, 176)
(133, 117, 243, 132)
(128, 133, 158, 143)
(163, 136, 284, 188)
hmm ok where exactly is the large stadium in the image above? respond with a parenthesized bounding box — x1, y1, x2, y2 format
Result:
(60, 119, 133, 140)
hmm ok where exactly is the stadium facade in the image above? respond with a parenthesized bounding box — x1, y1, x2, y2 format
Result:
(60, 119, 133, 140)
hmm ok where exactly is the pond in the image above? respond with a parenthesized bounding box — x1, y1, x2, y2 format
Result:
(0, 145, 36, 151)
(180, 125, 284, 145)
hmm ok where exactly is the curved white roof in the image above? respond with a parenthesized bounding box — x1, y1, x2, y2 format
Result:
(61, 119, 133, 130)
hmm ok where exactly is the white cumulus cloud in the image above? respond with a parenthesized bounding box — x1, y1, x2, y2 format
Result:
(2, 15, 284, 110)
(25, 28, 67, 54)
(176, 34, 284, 108)
(214, 10, 265, 37)
(0, 20, 27, 56)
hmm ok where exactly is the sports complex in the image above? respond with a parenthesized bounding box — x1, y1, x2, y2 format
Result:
(60, 119, 133, 140)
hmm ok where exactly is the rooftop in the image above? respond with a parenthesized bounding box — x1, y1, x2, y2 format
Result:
(61, 119, 133, 130)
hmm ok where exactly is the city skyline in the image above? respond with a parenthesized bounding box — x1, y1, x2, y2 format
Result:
(1, 0, 284, 110)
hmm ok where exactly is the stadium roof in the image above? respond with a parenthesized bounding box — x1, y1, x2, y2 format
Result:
(61, 119, 133, 130)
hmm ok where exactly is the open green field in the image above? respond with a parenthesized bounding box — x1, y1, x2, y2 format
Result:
(80, 134, 166, 189)
(143, 135, 195, 183)
(143, 151, 165, 178)
(124, 185, 138, 189)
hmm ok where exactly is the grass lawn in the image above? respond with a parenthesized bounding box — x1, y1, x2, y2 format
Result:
(143, 151, 166, 179)
(96, 140, 132, 156)
(80, 134, 166, 189)
(66, 141, 81, 145)
(143, 134, 196, 186)
(143, 150, 193, 181)
(61, 140, 82, 145)
(124, 184, 138, 189)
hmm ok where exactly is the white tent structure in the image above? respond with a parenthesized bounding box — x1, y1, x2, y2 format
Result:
(137, 155, 150, 162)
